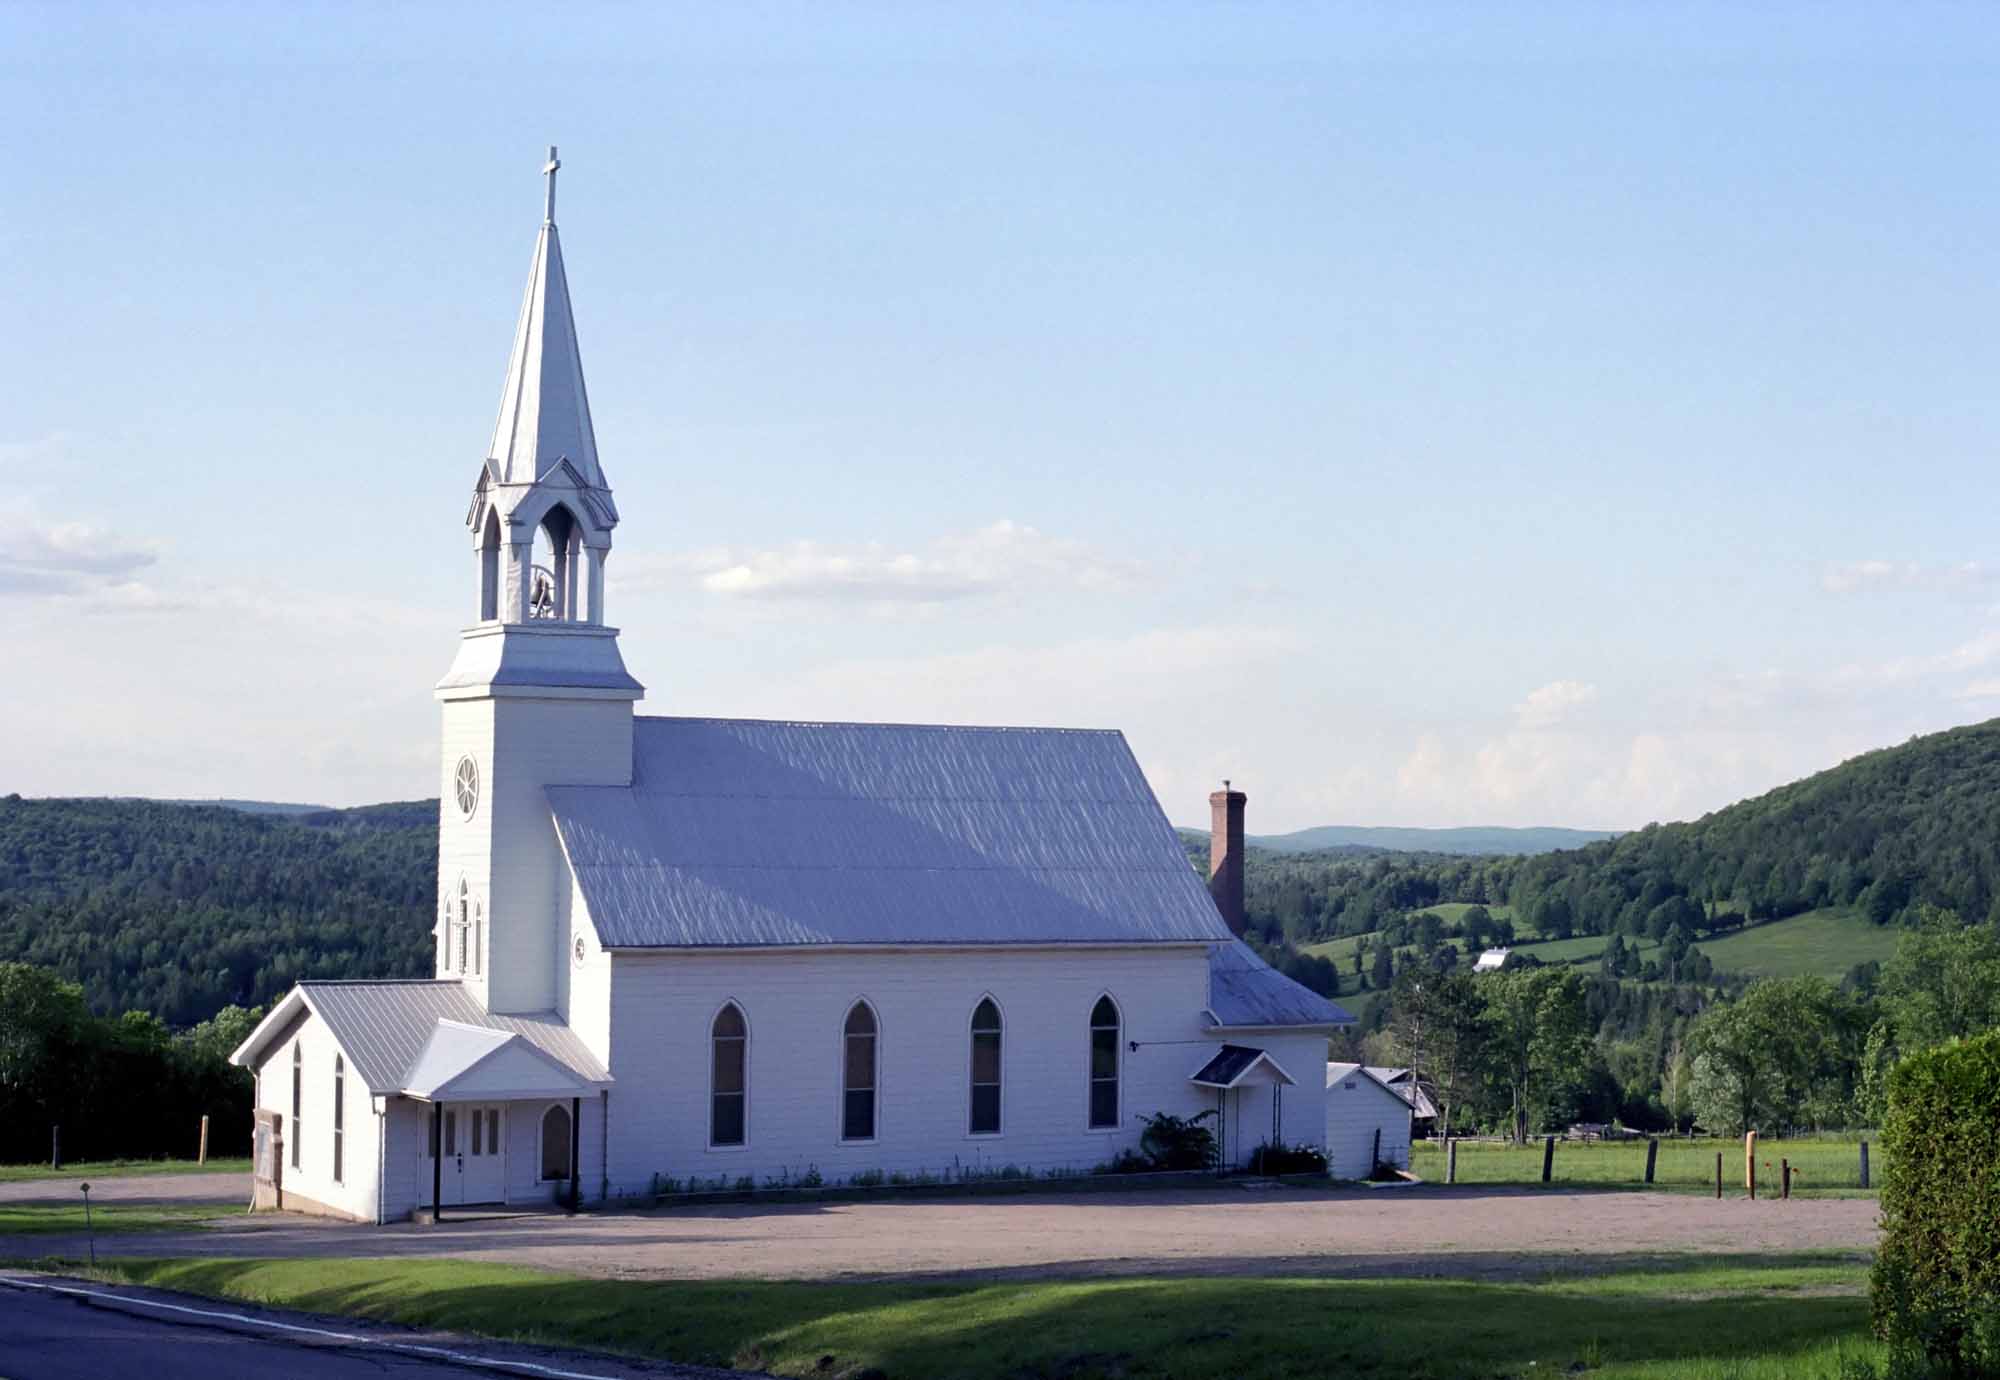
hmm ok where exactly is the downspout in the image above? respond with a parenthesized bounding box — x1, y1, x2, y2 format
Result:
(374, 1096, 387, 1225)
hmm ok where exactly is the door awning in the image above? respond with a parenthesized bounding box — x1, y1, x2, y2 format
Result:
(402, 1020, 596, 1101)
(1188, 1043, 1296, 1090)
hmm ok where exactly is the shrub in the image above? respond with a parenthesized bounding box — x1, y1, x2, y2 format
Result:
(1871, 1028, 2000, 1375)
(849, 1169, 885, 1188)
(1095, 1149, 1152, 1175)
(1248, 1141, 1328, 1176)
(1138, 1110, 1219, 1171)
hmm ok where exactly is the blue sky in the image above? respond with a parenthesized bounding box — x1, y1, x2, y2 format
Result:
(4, 2, 1998, 830)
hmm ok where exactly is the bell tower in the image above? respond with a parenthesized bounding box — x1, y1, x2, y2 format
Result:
(435, 148, 643, 1015)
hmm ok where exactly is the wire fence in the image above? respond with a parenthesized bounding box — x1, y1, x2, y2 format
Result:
(1408, 1135, 1881, 1191)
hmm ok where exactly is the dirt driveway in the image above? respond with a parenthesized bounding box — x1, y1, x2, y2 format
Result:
(4, 1184, 1880, 1282)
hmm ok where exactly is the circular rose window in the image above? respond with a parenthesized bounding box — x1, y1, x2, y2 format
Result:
(453, 756, 480, 819)
(573, 935, 587, 965)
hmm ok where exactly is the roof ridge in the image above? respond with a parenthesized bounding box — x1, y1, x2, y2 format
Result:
(299, 978, 464, 988)
(634, 714, 1124, 736)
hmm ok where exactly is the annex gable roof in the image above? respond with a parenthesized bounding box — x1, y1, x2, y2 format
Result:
(229, 980, 608, 1095)
(1327, 1061, 1418, 1112)
(1206, 940, 1355, 1030)
(547, 716, 1238, 949)
(403, 1021, 596, 1101)
(1189, 1043, 1296, 1090)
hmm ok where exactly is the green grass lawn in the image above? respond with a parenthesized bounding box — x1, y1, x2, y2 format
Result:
(77, 1254, 1880, 1380)
(1410, 1137, 1882, 1193)
(1414, 902, 1516, 927)
(0, 1157, 251, 1185)
(0, 1202, 227, 1235)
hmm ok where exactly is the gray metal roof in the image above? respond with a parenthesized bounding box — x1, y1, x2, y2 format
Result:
(1189, 1043, 1296, 1089)
(547, 716, 1237, 949)
(1207, 940, 1355, 1028)
(289, 981, 608, 1094)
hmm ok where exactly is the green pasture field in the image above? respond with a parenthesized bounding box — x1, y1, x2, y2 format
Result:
(76, 1253, 1882, 1380)
(1410, 1137, 1881, 1193)
(1411, 902, 1516, 926)
(1698, 909, 1900, 980)
(0, 1157, 251, 1185)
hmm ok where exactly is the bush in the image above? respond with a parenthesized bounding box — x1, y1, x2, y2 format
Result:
(1138, 1110, 1219, 1171)
(1248, 1141, 1327, 1176)
(1871, 1028, 2000, 1375)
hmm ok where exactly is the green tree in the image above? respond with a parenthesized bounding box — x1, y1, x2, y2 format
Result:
(1877, 906, 2000, 1052)
(1389, 970, 1488, 1141)
(1370, 943, 1394, 990)
(1482, 967, 1590, 1143)
(1688, 976, 1862, 1134)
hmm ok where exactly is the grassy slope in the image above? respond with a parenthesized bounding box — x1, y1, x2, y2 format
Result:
(1698, 910, 1902, 979)
(0, 1203, 224, 1235)
(0, 1157, 250, 1184)
(82, 1255, 1879, 1380)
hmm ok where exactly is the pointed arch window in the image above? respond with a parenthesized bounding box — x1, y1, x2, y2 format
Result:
(1089, 996, 1121, 1129)
(290, 1041, 303, 1170)
(456, 880, 471, 976)
(331, 1054, 345, 1183)
(710, 1004, 747, 1148)
(970, 998, 1002, 1136)
(540, 1104, 572, 1181)
(842, 1002, 878, 1142)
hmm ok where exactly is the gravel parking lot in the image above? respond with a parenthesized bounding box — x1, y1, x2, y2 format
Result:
(1, 1180, 1880, 1282)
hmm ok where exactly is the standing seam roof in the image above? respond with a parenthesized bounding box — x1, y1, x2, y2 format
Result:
(297, 981, 608, 1094)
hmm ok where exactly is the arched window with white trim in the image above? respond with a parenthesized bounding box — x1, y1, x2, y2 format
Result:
(455, 879, 471, 975)
(541, 1104, 572, 1181)
(842, 1002, 878, 1142)
(711, 1003, 747, 1147)
(1089, 995, 1120, 1129)
(969, 997, 1002, 1135)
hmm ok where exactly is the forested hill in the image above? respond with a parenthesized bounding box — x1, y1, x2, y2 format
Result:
(1504, 717, 2000, 935)
(0, 795, 436, 1025)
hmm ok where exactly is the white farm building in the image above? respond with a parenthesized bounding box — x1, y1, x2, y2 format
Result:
(228, 151, 1354, 1222)
(1324, 1063, 1414, 1179)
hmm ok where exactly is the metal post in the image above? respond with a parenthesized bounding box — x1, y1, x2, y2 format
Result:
(430, 1102, 443, 1224)
(1860, 1141, 1871, 1190)
(80, 1183, 95, 1268)
(1645, 1137, 1659, 1185)
(568, 1096, 581, 1212)
(1714, 1151, 1722, 1198)
(1541, 1135, 1555, 1184)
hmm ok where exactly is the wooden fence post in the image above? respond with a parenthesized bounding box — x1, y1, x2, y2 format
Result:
(51, 1125, 60, 1171)
(1860, 1141, 1871, 1190)
(1541, 1135, 1555, 1184)
(1714, 1151, 1722, 1199)
(1749, 1152, 1757, 1201)
(1744, 1130, 1757, 1189)
(199, 1115, 210, 1166)
(1447, 1138, 1458, 1185)
(1781, 1157, 1790, 1200)
(1645, 1137, 1659, 1185)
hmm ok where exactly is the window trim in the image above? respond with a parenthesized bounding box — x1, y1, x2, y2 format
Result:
(539, 1102, 572, 1183)
(1086, 992, 1122, 1132)
(331, 1053, 344, 1184)
(707, 1000, 750, 1152)
(839, 999, 881, 1145)
(967, 993, 1004, 1139)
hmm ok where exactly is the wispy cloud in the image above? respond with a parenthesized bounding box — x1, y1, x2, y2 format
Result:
(1820, 559, 1995, 597)
(0, 502, 159, 597)
(1514, 679, 1598, 729)
(614, 520, 1145, 606)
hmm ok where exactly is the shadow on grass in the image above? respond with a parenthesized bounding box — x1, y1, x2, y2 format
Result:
(92, 1253, 1878, 1380)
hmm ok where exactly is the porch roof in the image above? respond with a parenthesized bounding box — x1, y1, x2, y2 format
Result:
(1189, 1043, 1297, 1090)
(403, 1020, 597, 1102)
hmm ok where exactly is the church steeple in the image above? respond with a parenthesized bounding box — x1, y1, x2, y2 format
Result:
(485, 147, 608, 492)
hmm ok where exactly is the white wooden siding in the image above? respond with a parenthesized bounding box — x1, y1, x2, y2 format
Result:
(251, 1010, 383, 1222)
(1324, 1068, 1412, 1178)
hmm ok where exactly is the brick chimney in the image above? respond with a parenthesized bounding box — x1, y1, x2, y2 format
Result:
(1208, 780, 1247, 937)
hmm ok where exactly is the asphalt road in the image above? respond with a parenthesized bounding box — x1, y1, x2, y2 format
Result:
(0, 1277, 739, 1380)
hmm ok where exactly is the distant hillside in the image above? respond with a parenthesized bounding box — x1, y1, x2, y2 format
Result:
(0, 796, 437, 1025)
(1250, 825, 1615, 856)
(159, 798, 332, 816)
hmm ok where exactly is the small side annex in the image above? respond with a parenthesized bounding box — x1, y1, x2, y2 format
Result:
(231, 980, 608, 1223)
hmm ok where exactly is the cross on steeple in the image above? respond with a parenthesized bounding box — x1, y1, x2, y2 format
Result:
(543, 145, 561, 225)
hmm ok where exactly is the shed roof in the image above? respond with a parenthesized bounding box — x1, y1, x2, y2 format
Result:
(548, 716, 1236, 949)
(1206, 940, 1354, 1029)
(1327, 1061, 1417, 1110)
(229, 980, 608, 1095)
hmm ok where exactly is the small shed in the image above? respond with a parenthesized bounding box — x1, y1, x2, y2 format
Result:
(1325, 1062, 1413, 1179)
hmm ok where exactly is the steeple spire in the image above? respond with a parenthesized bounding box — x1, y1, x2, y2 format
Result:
(486, 147, 604, 489)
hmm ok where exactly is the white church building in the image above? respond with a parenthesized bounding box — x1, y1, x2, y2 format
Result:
(230, 151, 1352, 1223)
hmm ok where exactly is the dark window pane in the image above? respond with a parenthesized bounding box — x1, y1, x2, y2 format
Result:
(713, 1036, 745, 1094)
(844, 1089, 875, 1141)
(1091, 1028, 1118, 1078)
(541, 1106, 570, 1179)
(445, 1110, 457, 1156)
(487, 1109, 499, 1152)
(971, 1084, 1001, 1135)
(972, 999, 1000, 1032)
(845, 1034, 875, 1089)
(711, 1093, 745, 1146)
(845, 1003, 876, 1036)
(1090, 1080, 1118, 1128)
(1091, 996, 1118, 1028)
(713, 1005, 745, 1039)
(972, 1031, 1001, 1084)
(471, 1109, 482, 1156)
(333, 1131, 342, 1182)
